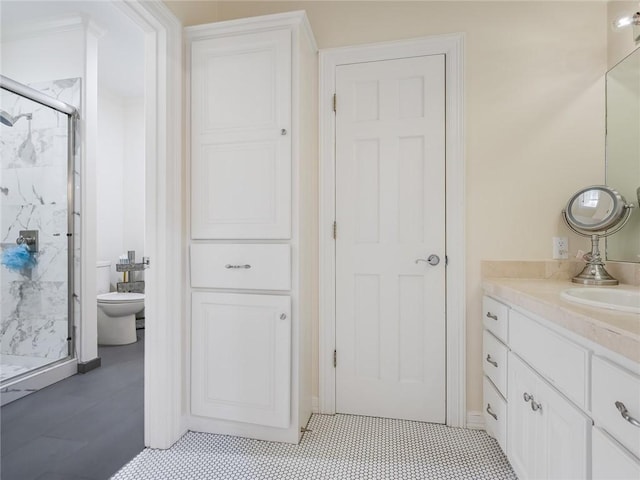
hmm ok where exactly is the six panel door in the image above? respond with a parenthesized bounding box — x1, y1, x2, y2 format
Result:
(191, 29, 292, 239)
(191, 292, 291, 428)
(334, 54, 446, 423)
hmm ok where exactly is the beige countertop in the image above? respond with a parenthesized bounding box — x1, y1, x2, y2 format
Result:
(483, 278, 640, 363)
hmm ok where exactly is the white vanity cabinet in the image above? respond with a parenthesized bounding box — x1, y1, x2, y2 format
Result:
(483, 293, 640, 479)
(187, 12, 317, 444)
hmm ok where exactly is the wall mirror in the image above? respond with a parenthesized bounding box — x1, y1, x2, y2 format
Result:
(606, 47, 640, 263)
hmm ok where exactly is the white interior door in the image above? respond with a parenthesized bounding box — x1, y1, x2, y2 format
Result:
(335, 55, 446, 423)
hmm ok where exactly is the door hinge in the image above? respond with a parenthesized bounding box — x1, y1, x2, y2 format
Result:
(333, 93, 337, 113)
(333, 221, 337, 239)
(333, 349, 337, 368)
(445, 255, 449, 266)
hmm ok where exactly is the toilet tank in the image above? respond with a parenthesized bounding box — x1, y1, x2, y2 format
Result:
(96, 261, 112, 294)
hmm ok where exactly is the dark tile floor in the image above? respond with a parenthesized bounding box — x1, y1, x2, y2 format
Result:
(1, 331, 145, 480)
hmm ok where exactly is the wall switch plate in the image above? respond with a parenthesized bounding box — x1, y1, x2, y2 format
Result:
(553, 236, 569, 259)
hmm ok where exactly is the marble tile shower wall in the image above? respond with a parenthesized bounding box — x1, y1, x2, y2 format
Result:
(0, 78, 81, 361)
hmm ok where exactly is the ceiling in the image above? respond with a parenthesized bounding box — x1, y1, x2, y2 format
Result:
(0, 1, 145, 98)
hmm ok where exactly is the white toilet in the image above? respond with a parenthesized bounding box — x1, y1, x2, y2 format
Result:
(97, 261, 145, 345)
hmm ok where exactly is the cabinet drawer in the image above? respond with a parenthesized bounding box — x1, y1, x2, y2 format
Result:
(483, 296, 508, 343)
(510, 310, 588, 409)
(483, 330, 508, 397)
(191, 244, 291, 291)
(592, 427, 640, 479)
(483, 376, 507, 453)
(592, 356, 640, 458)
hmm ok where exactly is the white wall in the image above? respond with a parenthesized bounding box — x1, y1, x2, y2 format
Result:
(96, 89, 145, 288)
(123, 98, 146, 259)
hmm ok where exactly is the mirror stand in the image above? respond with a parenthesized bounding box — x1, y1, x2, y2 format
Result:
(562, 205, 633, 286)
(571, 234, 619, 285)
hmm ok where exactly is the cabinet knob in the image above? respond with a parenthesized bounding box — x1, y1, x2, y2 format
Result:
(281, 128, 287, 135)
(486, 312, 498, 321)
(531, 399, 543, 413)
(523, 392, 532, 403)
(280, 313, 287, 320)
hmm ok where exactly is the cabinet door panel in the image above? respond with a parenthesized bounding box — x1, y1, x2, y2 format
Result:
(508, 353, 541, 479)
(191, 292, 291, 428)
(536, 367, 590, 479)
(191, 29, 291, 239)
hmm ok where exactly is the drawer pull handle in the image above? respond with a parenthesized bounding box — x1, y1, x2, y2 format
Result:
(615, 401, 640, 428)
(486, 403, 498, 420)
(531, 399, 543, 413)
(225, 264, 251, 269)
(486, 312, 498, 321)
(523, 392, 532, 403)
(485, 354, 498, 368)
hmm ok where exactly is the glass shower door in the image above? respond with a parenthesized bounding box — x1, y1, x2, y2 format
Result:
(0, 79, 77, 386)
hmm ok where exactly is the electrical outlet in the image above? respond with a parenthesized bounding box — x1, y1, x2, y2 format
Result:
(553, 236, 568, 259)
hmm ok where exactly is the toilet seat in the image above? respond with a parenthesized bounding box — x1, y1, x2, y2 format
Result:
(97, 292, 145, 304)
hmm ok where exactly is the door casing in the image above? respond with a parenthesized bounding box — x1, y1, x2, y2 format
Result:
(318, 33, 466, 427)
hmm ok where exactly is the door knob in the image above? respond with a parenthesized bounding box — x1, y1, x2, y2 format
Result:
(415, 255, 440, 266)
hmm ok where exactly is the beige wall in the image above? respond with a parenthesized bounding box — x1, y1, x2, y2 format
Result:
(167, 1, 608, 415)
(608, 1, 639, 68)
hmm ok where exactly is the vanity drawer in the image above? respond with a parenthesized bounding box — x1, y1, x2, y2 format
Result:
(483, 329, 508, 398)
(509, 310, 588, 409)
(190, 244, 291, 291)
(483, 296, 509, 343)
(592, 427, 640, 479)
(483, 375, 507, 453)
(592, 356, 640, 458)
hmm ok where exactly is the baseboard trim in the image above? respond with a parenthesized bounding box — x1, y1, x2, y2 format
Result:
(466, 411, 485, 430)
(77, 357, 101, 374)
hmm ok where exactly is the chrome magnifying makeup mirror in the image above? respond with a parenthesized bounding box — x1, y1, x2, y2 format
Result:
(563, 185, 634, 285)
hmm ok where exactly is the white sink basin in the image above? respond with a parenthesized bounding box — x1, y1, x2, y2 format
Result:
(561, 288, 640, 314)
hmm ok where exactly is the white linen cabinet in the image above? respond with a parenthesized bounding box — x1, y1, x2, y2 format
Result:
(186, 11, 318, 444)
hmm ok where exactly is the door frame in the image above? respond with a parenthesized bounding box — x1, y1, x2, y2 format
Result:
(110, 0, 184, 449)
(318, 33, 466, 427)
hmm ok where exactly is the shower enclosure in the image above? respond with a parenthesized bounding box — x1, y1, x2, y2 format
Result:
(0, 75, 80, 405)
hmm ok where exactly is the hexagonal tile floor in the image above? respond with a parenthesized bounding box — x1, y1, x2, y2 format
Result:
(112, 414, 516, 479)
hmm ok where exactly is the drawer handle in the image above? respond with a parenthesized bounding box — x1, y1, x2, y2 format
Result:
(523, 392, 532, 403)
(485, 354, 498, 368)
(225, 264, 252, 269)
(531, 399, 543, 413)
(486, 312, 498, 321)
(615, 401, 640, 428)
(486, 403, 498, 421)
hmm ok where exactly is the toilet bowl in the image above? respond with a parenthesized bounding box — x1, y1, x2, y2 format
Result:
(97, 292, 145, 345)
(96, 261, 144, 345)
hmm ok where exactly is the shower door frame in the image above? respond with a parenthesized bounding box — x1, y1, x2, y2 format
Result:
(0, 75, 79, 403)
